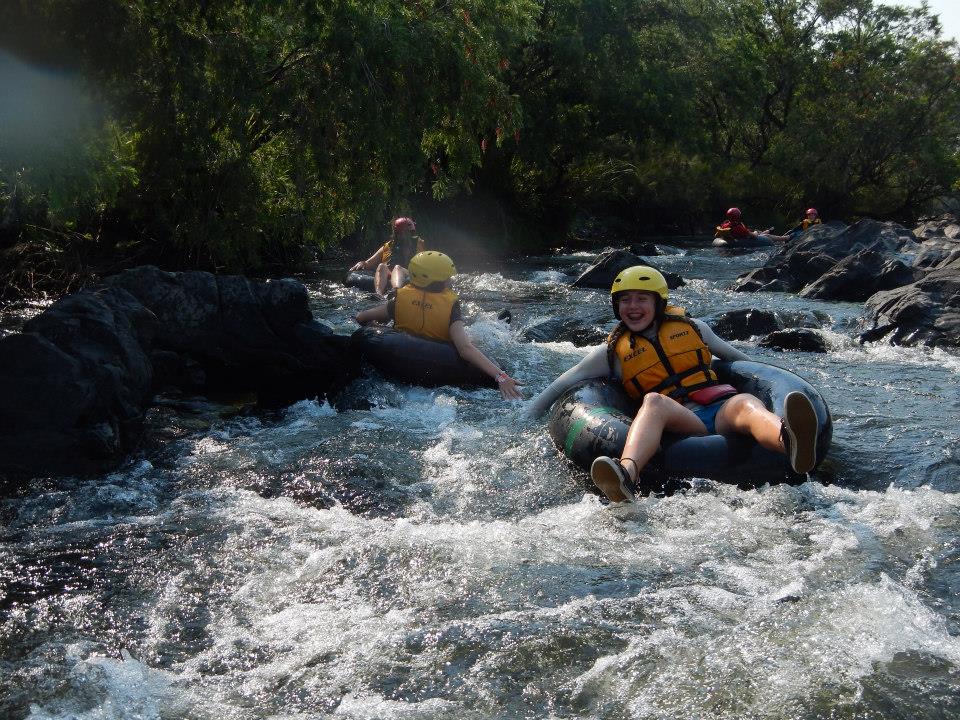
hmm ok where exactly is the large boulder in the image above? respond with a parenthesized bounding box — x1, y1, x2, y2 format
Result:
(861, 254, 960, 347)
(0, 287, 156, 477)
(105, 266, 357, 404)
(705, 308, 830, 340)
(731, 220, 917, 294)
(913, 213, 960, 240)
(572, 250, 684, 290)
(798, 249, 917, 301)
(0, 266, 359, 480)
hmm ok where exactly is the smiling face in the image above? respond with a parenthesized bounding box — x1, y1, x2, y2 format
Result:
(806, 209, 818, 219)
(617, 290, 660, 332)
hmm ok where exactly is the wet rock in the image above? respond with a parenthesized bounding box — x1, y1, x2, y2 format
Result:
(0, 266, 358, 480)
(798, 249, 917, 301)
(518, 316, 610, 346)
(732, 220, 917, 294)
(627, 242, 684, 257)
(707, 309, 783, 340)
(913, 213, 960, 240)
(862, 254, 960, 347)
(150, 350, 206, 391)
(758, 328, 831, 353)
(0, 287, 155, 477)
(107, 266, 357, 405)
(572, 250, 684, 290)
(706, 308, 831, 341)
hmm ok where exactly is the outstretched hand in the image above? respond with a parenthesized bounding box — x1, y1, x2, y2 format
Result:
(498, 376, 524, 400)
(349, 261, 364, 272)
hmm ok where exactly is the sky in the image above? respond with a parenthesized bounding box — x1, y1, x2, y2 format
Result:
(884, 0, 960, 42)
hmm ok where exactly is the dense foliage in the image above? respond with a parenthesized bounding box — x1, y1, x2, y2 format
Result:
(1, 0, 958, 291)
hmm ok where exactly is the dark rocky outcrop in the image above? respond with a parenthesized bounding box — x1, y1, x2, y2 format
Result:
(0, 266, 358, 479)
(572, 249, 684, 290)
(861, 254, 960, 347)
(105, 266, 356, 405)
(758, 328, 831, 353)
(798, 249, 917, 302)
(0, 288, 156, 477)
(731, 219, 918, 295)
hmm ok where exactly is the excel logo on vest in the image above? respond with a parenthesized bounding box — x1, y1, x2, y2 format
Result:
(411, 299, 434, 310)
(622, 346, 648, 362)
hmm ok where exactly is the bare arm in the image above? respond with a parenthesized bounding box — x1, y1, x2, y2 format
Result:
(350, 246, 385, 272)
(525, 344, 610, 418)
(449, 321, 523, 400)
(355, 303, 389, 325)
(693, 318, 751, 361)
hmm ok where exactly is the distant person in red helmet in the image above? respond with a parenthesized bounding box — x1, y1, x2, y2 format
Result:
(714, 207, 789, 246)
(786, 207, 823, 239)
(350, 217, 426, 296)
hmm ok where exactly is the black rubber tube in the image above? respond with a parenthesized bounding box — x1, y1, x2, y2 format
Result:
(344, 271, 376, 292)
(352, 326, 496, 388)
(547, 360, 832, 488)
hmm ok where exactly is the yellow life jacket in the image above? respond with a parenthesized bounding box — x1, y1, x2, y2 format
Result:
(393, 285, 458, 342)
(608, 308, 718, 401)
(801, 217, 822, 231)
(381, 237, 426, 266)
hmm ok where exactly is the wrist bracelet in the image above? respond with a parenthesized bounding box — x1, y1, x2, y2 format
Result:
(495, 371, 509, 384)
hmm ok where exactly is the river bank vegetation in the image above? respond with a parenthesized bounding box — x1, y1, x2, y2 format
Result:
(1, 0, 958, 298)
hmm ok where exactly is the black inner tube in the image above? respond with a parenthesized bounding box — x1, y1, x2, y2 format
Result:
(548, 360, 832, 491)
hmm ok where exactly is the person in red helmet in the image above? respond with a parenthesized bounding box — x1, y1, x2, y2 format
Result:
(786, 207, 823, 239)
(351, 216, 427, 296)
(714, 207, 789, 246)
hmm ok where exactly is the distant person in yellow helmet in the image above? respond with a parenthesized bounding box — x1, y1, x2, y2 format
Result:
(355, 251, 523, 400)
(526, 265, 818, 502)
(350, 216, 426, 296)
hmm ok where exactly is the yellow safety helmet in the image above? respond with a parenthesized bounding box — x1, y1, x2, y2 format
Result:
(610, 265, 669, 319)
(408, 251, 456, 288)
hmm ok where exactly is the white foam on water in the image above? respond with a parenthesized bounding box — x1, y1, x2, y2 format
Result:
(528, 270, 569, 283)
(836, 341, 960, 375)
(283, 398, 338, 420)
(27, 651, 174, 720)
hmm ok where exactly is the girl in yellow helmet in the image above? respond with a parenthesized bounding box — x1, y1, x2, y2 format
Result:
(355, 251, 523, 400)
(526, 265, 818, 502)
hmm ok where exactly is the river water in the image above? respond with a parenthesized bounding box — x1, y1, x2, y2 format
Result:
(2, 244, 959, 719)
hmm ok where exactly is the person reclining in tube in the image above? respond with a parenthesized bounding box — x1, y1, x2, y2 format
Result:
(715, 207, 790, 244)
(524, 265, 818, 502)
(350, 216, 426, 296)
(785, 207, 822, 239)
(355, 251, 524, 401)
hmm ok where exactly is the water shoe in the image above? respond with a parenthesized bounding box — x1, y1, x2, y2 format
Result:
(590, 456, 637, 503)
(782, 391, 818, 474)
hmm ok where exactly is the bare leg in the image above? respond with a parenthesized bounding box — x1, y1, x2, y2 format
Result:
(621, 393, 710, 479)
(391, 265, 410, 290)
(713, 393, 784, 451)
(374, 263, 390, 296)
